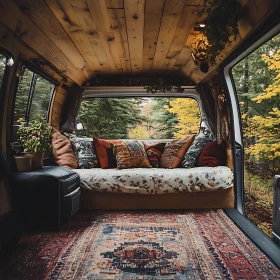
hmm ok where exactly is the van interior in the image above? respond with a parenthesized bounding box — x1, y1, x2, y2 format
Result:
(0, 0, 280, 279)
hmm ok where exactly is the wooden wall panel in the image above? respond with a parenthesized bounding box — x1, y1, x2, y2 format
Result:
(143, 0, 165, 70)
(124, 0, 145, 72)
(87, 0, 122, 71)
(49, 85, 68, 129)
(0, 0, 277, 87)
(0, 23, 74, 87)
(66, 0, 113, 72)
(0, 0, 86, 85)
(14, 0, 93, 79)
(164, 2, 197, 69)
(152, 0, 186, 69)
(106, 0, 124, 9)
(44, 0, 103, 73)
(108, 9, 131, 72)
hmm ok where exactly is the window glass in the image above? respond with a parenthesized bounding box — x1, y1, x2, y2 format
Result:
(0, 54, 7, 88)
(232, 33, 280, 237)
(13, 68, 54, 124)
(14, 69, 33, 124)
(78, 97, 201, 139)
(29, 75, 54, 121)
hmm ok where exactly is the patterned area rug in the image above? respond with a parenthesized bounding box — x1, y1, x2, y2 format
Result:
(0, 210, 279, 279)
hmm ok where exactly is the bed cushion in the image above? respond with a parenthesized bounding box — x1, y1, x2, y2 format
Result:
(74, 166, 233, 194)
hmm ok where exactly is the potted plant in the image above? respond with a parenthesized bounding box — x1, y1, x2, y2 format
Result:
(12, 116, 52, 170)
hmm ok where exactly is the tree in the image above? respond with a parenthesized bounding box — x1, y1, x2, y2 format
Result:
(78, 98, 143, 139)
(128, 125, 149, 139)
(166, 98, 200, 137)
(149, 98, 178, 138)
(14, 69, 33, 123)
(29, 76, 54, 121)
(0, 54, 6, 86)
(232, 33, 280, 176)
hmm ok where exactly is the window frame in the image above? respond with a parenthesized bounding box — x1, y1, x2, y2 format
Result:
(0, 48, 12, 140)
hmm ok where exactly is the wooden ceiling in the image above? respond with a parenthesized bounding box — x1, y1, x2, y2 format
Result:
(0, 0, 277, 86)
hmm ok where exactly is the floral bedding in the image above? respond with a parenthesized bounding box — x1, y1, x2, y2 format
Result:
(73, 166, 233, 194)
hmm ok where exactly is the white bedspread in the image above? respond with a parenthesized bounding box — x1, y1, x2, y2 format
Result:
(73, 166, 233, 194)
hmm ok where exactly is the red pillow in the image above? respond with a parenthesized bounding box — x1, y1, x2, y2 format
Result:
(197, 141, 226, 167)
(93, 137, 122, 169)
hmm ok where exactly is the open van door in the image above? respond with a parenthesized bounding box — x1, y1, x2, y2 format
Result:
(221, 12, 280, 266)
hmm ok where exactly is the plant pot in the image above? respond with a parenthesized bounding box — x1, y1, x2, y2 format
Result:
(14, 156, 32, 172)
(23, 152, 43, 170)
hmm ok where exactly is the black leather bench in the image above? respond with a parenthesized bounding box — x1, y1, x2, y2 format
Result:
(11, 166, 80, 230)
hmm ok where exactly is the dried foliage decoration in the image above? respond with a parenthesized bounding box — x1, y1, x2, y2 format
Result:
(197, 0, 243, 65)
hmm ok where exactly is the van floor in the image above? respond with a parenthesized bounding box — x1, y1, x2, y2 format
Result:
(0, 209, 279, 280)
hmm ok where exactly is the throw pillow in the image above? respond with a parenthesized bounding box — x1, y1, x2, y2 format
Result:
(144, 142, 166, 168)
(160, 135, 195, 169)
(71, 137, 100, 169)
(93, 137, 122, 169)
(197, 141, 226, 167)
(112, 141, 152, 169)
(181, 135, 212, 168)
(52, 129, 78, 169)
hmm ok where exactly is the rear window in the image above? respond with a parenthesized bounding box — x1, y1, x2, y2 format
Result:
(78, 97, 201, 139)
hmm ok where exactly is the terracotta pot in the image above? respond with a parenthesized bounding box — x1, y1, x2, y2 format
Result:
(14, 156, 32, 172)
(23, 152, 43, 170)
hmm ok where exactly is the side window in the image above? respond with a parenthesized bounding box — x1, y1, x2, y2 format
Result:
(77, 97, 201, 139)
(13, 68, 55, 125)
(232, 33, 280, 237)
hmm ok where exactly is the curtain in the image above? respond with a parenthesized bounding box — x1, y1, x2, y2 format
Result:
(60, 85, 83, 132)
(197, 83, 216, 137)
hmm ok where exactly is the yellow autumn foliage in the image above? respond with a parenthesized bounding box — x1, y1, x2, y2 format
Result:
(166, 98, 200, 138)
(128, 125, 149, 139)
(243, 107, 280, 160)
(253, 50, 280, 103)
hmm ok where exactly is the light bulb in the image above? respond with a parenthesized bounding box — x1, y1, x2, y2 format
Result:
(7, 57, 14, 67)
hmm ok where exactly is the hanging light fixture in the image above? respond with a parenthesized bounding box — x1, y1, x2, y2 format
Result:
(190, 34, 211, 73)
(7, 57, 14, 67)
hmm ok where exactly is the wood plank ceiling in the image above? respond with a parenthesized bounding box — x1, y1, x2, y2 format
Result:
(0, 0, 276, 86)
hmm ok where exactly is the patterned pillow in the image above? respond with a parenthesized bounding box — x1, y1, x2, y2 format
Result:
(112, 141, 152, 169)
(144, 142, 166, 168)
(160, 135, 195, 169)
(71, 137, 100, 169)
(52, 129, 78, 169)
(93, 137, 122, 169)
(181, 135, 212, 168)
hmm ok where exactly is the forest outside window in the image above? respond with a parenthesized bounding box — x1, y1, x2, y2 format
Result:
(13, 68, 55, 125)
(0, 54, 7, 89)
(232, 33, 280, 237)
(77, 97, 201, 139)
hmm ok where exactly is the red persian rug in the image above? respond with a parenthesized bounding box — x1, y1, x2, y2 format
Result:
(0, 210, 279, 279)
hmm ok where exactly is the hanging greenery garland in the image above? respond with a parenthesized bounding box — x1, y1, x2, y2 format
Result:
(195, 0, 243, 66)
